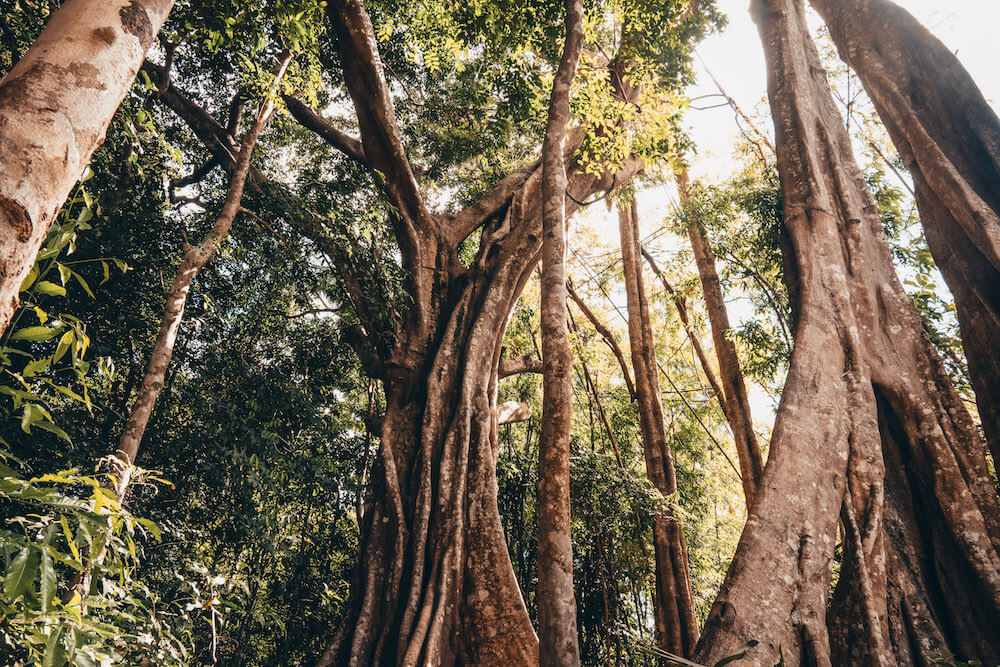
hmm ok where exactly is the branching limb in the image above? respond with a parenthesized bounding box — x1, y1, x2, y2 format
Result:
(326, 0, 438, 244)
(566, 281, 636, 399)
(499, 355, 544, 378)
(282, 94, 367, 167)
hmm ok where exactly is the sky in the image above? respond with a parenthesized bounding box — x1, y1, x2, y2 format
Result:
(685, 0, 1000, 180)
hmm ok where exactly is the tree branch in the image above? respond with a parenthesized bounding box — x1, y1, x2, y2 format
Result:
(326, 0, 437, 242)
(566, 281, 636, 399)
(282, 94, 368, 167)
(499, 355, 544, 378)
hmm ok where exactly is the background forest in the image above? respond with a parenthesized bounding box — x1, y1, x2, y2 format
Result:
(0, 0, 995, 665)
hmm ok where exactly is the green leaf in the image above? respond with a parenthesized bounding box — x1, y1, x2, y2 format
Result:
(35, 281, 67, 296)
(69, 270, 94, 298)
(53, 331, 74, 364)
(10, 326, 59, 342)
(4, 546, 39, 601)
(35, 421, 71, 443)
(21, 402, 52, 434)
(40, 548, 56, 612)
(22, 357, 50, 378)
(20, 264, 38, 292)
(59, 515, 80, 562)
(42, 624, 66, 667)
(714, 641, 759, 667)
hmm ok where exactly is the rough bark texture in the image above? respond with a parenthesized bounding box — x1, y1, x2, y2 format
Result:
(677, 174, 764, 505)
(618, 198, 699, 657)
(299, 1, 649, 664)
(537, 1, 585, 663)
(144, 50, 645, 663)
(807, 0, 1000, 480)
(115, 55, 289, 497)
(694, 1, 1000, 664)
(0, 0, 174, 335)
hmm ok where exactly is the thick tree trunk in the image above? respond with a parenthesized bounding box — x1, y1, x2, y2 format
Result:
(143, 44, 642, 663)
(317, 164, 641, 665)
(618, 198, 699, 657)
(0, 0, 174, 335)
(677, 174, 764, 505)
(694, 1, 1000, 664)
(537, 0, 585, 663)
(807, 0, 1000, 469)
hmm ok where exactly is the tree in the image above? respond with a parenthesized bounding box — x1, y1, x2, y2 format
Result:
(0, 0, 174, 335)
(677, 173, 764, 506)
(114, 52, 290, 498)
(305, 1, 662, 661)
(618, 195, 699, 657)
(807, 0, 1000, 474)
(536, 0, 586, 663)
(694, 0, 1000, 664)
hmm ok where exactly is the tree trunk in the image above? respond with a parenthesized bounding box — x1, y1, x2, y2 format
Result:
(677, 174, 764, 505)
(316, 164, 642, 666)
(617, 197, 699, 657)
(0, 0, 174, 335)
(113, 55, 289, 497)
(806, 0, 1000, 482)
(537, 0, 585, 662)
(142, 39, 642, 662)
(694, 1, 1000, 664)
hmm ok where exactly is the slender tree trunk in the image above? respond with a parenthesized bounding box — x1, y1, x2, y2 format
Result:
(694, 1, 1000, 664)
(677, 175, 764, 505)
(806, 0, 1000, 476)
(114, 55, 290, 496)
(0, 0, 174, 335)
(537, 1, 585, 662)
(617, 198, 699, 657)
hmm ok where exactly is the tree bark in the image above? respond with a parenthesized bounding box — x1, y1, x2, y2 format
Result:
(144, 46, 642, 662)
(676, 174, 764, 506)
(114, 54, 290, 498)
(694, 1, 1000, 664)
(618, 197, 699, 657)
(0, 0, 174, 335)
(537, 0, 585, 662)
(806, 0, 1000, 482)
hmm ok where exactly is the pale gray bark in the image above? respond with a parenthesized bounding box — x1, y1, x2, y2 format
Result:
(0, 0, 175, 334)
(695, 1, 1000, 664)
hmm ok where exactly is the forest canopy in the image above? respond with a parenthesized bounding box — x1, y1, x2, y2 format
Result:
(0, 0, 998, 665)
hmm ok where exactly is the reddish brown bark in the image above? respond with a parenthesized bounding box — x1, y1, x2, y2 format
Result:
(0, 0, 174, 335)
(694, 1, 1000, 664)
(537, 0, 586, 662)
(146, 52, 646, 664)
(675, 174, 764, 505)
(807, 0, 1000, 481)
(618, 197, 699, 657)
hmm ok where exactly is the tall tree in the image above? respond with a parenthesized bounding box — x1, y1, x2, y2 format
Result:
(807, 0, 1000, 472)
(114, 53, 289, 498)
(617, 196, 699, 657)
(677, 173, 764, 505)
(299, 1, 653, 662)
(0, 0, 174, 335)
(694, 0, 1000, 664)
(537, 0, 586, 663)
